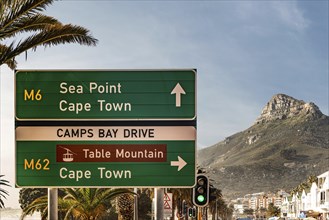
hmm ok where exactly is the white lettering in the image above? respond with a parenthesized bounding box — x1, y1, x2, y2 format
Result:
(59, 100, 91, 114)
(98, 167, 131, 179)
(83, 149, 111, 158)
(59, 82, 83, 94)
(59, 167, 91, 181)
(116, 149, 163, 159)
(89, 82, 122, 94)
(98, 100, 131, 112)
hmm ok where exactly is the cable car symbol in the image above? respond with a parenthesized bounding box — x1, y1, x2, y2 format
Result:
(60, 147, 77, 162)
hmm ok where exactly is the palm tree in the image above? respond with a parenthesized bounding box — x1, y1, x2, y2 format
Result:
(20, 188, 133, 220)
(168, 188, 192, 219)
(306, 175, 318, 187)
(19, 195, 48, 220)
(297, 182, 308, 194)
(290, 186, 299, 196)
(137, 189, 152, 220)
(208, 186, 223, 220)
(266, 203, 280, 217)
(0, 175, 10, 208)
(0, 0, 98, 69)
(63, 188, 134, 220)
(116, 193, 135, 220)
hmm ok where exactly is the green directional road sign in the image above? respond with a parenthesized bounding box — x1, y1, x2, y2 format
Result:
(15, 69, 197, 188)
(16, 126, 196, 187)
(15, 69, 196, 120)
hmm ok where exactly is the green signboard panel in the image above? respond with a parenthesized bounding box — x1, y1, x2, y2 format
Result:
(15, 69, 196, 120)
(16, 126, 196, 187)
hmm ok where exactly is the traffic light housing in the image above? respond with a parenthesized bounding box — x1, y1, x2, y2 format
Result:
(193, 174, 209, 207)
(188, 207, 196, 217)
(182, 200, 187, 216)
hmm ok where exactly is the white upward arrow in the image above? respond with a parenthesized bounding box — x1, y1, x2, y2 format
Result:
(170, 156, 187, 171)
(171, 83, 186, 107)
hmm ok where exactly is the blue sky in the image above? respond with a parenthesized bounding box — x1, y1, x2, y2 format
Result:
(1, 0, 328, 208)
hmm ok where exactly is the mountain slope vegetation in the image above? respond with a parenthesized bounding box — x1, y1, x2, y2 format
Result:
(198, 94, 329, 199)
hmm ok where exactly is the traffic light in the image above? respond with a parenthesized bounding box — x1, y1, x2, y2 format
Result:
(177, 198, 182, 216)
(188, 207, 196, 217)
(193, 174, 209, 207)
(182, 200, 187, 216)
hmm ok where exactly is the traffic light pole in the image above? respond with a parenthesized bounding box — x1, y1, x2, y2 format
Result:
(198, 207, 201, 220)
(197, 207, 208, 220)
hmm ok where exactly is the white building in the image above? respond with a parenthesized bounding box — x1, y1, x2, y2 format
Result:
(231, 171, 329, 219)
(284, 170, 329, 219)
(318, 171, 329, 218)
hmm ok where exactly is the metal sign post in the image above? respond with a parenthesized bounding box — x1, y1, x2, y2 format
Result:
(155, 188, 164, 220)
(48, 188, 58, 220)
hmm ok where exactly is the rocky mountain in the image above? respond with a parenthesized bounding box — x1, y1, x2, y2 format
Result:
(198, 94, 329, 200)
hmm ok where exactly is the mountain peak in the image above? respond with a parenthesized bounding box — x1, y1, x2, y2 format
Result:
(255, 94, 323, 124)
(198, 93, 328, 200)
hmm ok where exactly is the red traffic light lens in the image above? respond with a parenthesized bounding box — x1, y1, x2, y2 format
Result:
(197, 186, 205, 194)
(197, 178, 205, 185)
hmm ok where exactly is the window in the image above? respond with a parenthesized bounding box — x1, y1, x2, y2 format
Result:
(320, 191, 325, 204)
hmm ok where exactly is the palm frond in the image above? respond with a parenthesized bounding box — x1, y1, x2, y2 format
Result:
(63, 188, 80, 201)
(101, 188, 135, 202)
(34, 24, 98, 47)
(60, 188, 133, 219)
(4, 58, 17, 69)
(0, 0, 98, 69)
(0, 0, 54, 32)
(89, 188, 117, 207)
(0, 42, 17, 68)
(0, 175, 10, 208)
(20, 195, 48, 220)
(0, 200, 5, 208)
(0, 174, 11, 206)
(0, 175, 11, 187)
(0, 188, 9, 197)
(0, 13, 61, 39)
(59, 198, 86, 220)
(0, 24, 98, 67)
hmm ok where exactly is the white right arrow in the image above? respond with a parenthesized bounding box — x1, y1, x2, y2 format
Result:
(171, 83, 186, 107)
(170, 156, 187, 171)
